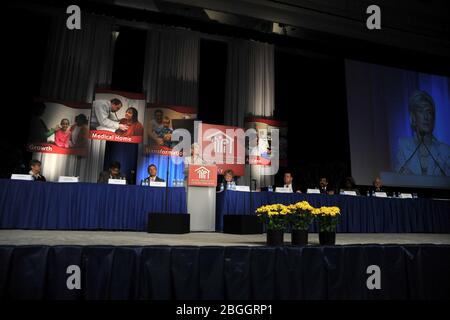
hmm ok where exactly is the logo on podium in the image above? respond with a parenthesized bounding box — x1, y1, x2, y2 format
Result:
(188, 165, 217, 187)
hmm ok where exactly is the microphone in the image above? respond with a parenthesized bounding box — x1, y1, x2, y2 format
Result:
(398, 135, 424, 174)
(421, 139, 447, 176)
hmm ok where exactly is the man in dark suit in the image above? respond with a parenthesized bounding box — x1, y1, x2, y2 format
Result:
(143, 164, 165, 184)
(278, 171, 301, 193)
(29, 159, 46, 182)
(318, 177, 335, 195)
(371, 177, 386, 193)
(98, 161, 126, 183)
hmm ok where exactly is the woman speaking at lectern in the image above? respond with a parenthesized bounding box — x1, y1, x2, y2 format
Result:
(183, 143, 208, 185)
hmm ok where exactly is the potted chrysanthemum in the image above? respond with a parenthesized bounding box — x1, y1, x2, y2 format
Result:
(256, 204, 289, 246)
(287, 201, 315, 246)
(312, 206, 341, 245)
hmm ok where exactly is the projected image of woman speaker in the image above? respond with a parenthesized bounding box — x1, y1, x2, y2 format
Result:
(396, 91, 450, 176)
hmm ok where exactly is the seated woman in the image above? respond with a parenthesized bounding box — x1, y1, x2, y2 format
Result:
(340, 176, 360, 195)
(115, 107, 144, 137)
(218, 169, 237, 191)
(54, 118, 72, 148)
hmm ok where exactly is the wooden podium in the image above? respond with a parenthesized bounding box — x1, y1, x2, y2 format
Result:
(187, 164, 217, 231)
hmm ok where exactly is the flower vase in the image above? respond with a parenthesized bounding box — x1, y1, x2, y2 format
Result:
(266, 229, 284, 246)
(319, 231, 336, 245)
(291, 229, 308, 246)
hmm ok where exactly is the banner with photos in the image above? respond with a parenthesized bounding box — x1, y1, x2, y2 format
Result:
(27, 99, 91, 156)
(89, 89, 146, 144)
(144, 104, 197, 156)
(245, 117, 288, 167)
(199, 123, 246, 176)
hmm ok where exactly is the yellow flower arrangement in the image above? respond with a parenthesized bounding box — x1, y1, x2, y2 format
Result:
(313, 206, 341, 232)
(256, 202, 341, 232)
(256, 204, 290, 230)
(287, 201, 315, 231)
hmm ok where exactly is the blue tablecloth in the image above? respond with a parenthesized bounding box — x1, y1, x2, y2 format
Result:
(216, 191, 450, 233)
(0, 179, 187, 231)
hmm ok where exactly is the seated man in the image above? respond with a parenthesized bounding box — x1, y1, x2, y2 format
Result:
(279, 171, 301, 193)
(29, 159, 46, 182)
(318, 177, 335, 195)
(98, 161, 126, 183)
(340, 176, 360, 195)
(218, 169, 237, 191)
(142, 164, 165, 184)
(371, 177, 386, 193)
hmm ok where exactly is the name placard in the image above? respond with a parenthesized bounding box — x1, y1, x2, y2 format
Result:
(374, 192, 388, 198)
(108, 178, 126, 185)
(149, 181, 166, 187)
(11, 174, 33, 181)
(342, 190, 357, 196)
(234, 185, 250, 192)
(400, 193, 413, 199)
(58, 176, 79, 183)
(275, 187, 292, 193)
(307, 188, 321, 194)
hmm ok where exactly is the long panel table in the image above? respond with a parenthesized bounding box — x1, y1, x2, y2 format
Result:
(216, 190, 450, 233)
(0, 179, 187, 231)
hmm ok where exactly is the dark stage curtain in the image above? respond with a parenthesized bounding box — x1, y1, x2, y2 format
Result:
(0, 245, 449, 299)
(216, 191, 450, 232)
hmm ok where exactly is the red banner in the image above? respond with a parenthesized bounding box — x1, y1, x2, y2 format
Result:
(200, 123, 245, 176)
(89, 130, 143, 144)
(188, 164, 218, 187)
(27, 100, 90, 156)
(90, 90, 145, 144)
(145, 104, 197, 155)
(245, 117, 288, 167)
(26, 143, 87, 156)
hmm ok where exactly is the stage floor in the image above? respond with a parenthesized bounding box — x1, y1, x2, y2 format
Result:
(0, 230, 449, 246)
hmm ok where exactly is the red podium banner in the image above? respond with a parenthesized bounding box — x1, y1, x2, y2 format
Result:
(187, 165, 217, 187)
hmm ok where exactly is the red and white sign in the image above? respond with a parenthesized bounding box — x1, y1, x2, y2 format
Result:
(187, 165, 218, 187)
(90, 89, 146, 144)
(200, 123, 245, 176)
(27, 99, 91, 156)
(245, 117, 288, 167)
(145, 104, 197, 155)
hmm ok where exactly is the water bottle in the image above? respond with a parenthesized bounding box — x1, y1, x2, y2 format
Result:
(366, 190, 370, 197)
(268, 185, 273, 192)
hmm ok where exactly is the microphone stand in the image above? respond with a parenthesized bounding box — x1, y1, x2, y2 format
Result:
(421, 139, 447, 176)
(249, 158, 253, 215)
(399, 137, 423, 174)
(164, 153, 170, 213)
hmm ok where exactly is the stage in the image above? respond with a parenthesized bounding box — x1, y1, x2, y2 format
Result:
(1, 230, 450, 246)
(1, 230, 450, 299)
